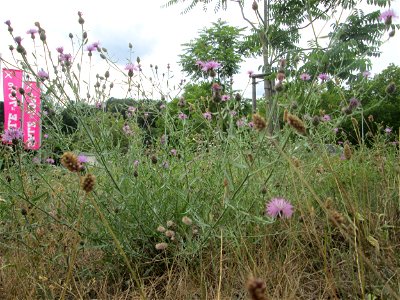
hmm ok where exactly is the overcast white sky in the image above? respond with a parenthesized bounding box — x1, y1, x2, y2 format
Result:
(0, 0, 399, 100)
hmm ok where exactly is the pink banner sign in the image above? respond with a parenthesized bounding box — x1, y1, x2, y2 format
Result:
(23, 81, 41, 150)
(2, 69, 23, 131)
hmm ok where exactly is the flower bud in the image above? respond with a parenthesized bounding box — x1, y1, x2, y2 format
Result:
(252, 0, 258, 10)
(386, 82, 396, 94)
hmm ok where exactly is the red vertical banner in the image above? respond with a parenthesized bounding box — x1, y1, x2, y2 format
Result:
(2, 69, 23, 131)
(23, 81, 41, 150)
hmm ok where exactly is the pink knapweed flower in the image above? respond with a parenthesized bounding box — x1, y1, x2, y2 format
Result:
(26, 28, 38, 37)
(125, 63, 139, 72)
(248, 121, 254, 128)
(14, 36, 22, 45)
(37, 69, 49, 80)
(379, 9, 397, 23)
(300, 73, 311, 81)
(318, 73, 330, 81)
(203, 111, 212, 120)
(2, 128, 23, 143)
(362, 71, 371, 78)
(195, 60, 204, 68)
(385, 127, 392, 134)
(178, 112, 188, 120)
(56, 46, 64, 54)
(266, 198, 294, 219)
(230, 111, 237, 116)
(221, 95, 230, 102)
(45, 158, 55, 164)
(44, 134, 49, 138)
(236, 118, 246, 127)
(247, 70, 254, 77)
(322, 114, 331, 122)
(5, 20, 11, 26)
(170, 149, 177, 156)
(86, 44, 97, 52)
(201, 60, 221, 72)
(60, 53, 72, 63)
(78, 155, 89, 163)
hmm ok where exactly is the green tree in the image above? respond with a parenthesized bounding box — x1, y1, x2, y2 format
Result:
(179, 19, 246, 86)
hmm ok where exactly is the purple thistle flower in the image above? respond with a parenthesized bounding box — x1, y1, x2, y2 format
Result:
(26, 28, 38, 36)
(322, 114, 331, 122)
(318, 73, 330, 81)
(160, 104, 166, 109)
(86, 44, 97, 52)
(178, 112, 188, 120)
(45, 158, 55, 164)
(134, 160, 139, 167)
(248, 121, 254, 128)
(230, 111, 237, 116)
(161, 161, 169, 169)
(379, 9, 397, 23)
(221, 94, 230, 102)
(60, 53, 72, 63)
(37, 69, 49, 80)
(333, 127, 339, 134)
(385, 127, 392, 134)
(362, 71, 371, 78)
(5, 20, 11, 26)
(44, 134, 49, 138)
(1, 128, 23, 143)
(195, 60, 204, 68)
(77, 155, 89, 163)
(170, 149, 177, 156)
(300, 73, 311, 81)
(122, 124, 134, 135)
(247, 70, 254, 77)
(125, 63, 139, 72)
(14, 36, 22, 45)
(32, 157, 41, 164)
(56, 46, 64, 54)
(201, 60, 221, 72)
(265, 198, 294, 219)
(203, 111, 212, 120)
(236, 118, 246, 127)
(128, 106, 136, 113)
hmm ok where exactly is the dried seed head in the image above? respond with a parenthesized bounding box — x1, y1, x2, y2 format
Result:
(157, 225, 166, 233)
(223, 178, 228, 187)
(368, 115, 374, 122)
(287, 113, 307, 135)
(246, 277, 267, 300)
(351, 117, 359, 129)
(344, 143, 352, 160)
(252, 0, 258, 10)
(235, 93, 242, 102)
(329, 210, 345, 227)
(312, 115, 320, 126)
(155, 242, 168, 250)
(81, 174, 95, 193)
(386, 82, 396, 94)
(166, 220, 175, 228)
(292, 157, 301, 168)
(252, 114, 267, 131)
(283, 109, 288, 123)
(182, 216, 192, 226)
(260, 186, 267, 195)
(61, 152, 82, 172)
(151, 155, 158, 164)
(165, 230, 175, 238)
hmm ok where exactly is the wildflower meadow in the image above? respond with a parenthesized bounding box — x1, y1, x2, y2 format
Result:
(0, 1, 399, 299)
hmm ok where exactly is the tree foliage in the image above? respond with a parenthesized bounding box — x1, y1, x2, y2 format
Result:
(179, 19, 246, 83)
